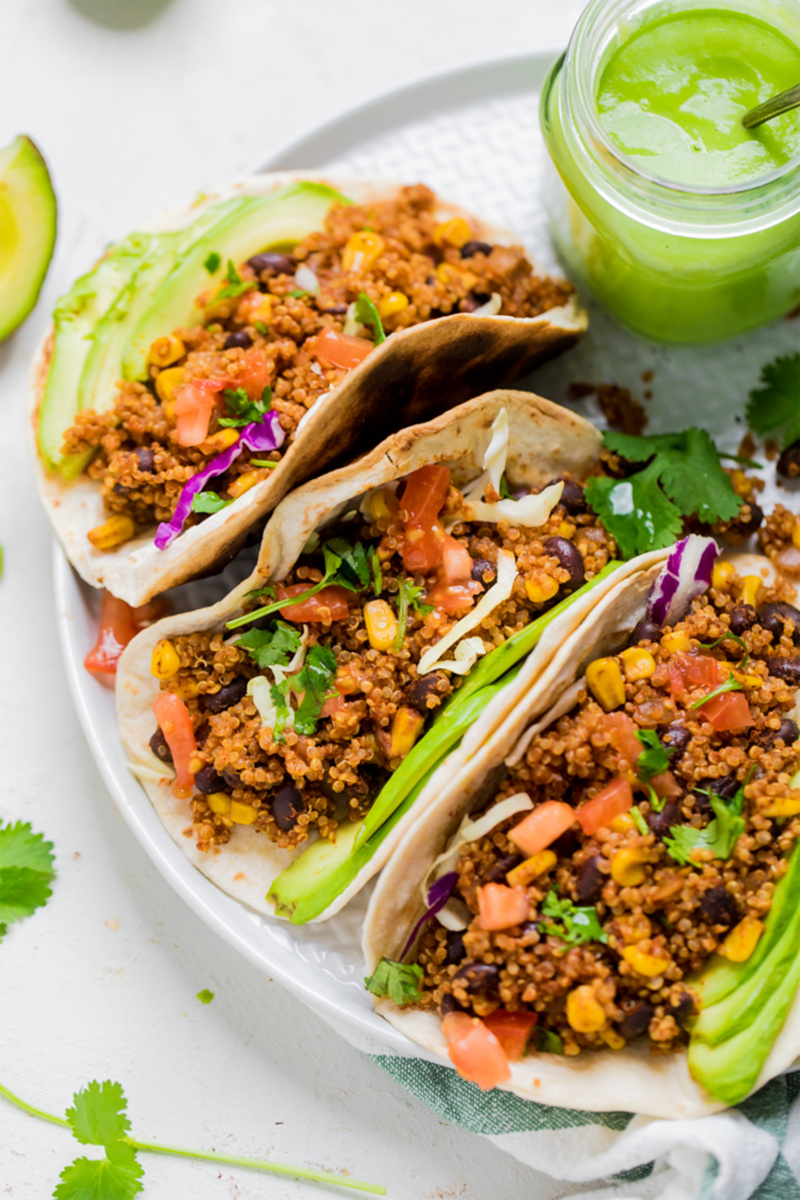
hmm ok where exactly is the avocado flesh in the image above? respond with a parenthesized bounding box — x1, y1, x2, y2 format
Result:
(0, 135, 56, 342)
(121, 181, 351, 383)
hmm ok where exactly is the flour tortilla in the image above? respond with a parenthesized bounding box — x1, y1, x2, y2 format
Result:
(362, 552, 800, 1118)
(116, 388, 634, 923)
(29, 172, 586, 606)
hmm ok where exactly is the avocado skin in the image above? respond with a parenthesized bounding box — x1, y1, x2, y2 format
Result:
(0, 135, 56, 342)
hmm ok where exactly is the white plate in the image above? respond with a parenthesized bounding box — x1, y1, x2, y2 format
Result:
(54, 50, 799, 1052)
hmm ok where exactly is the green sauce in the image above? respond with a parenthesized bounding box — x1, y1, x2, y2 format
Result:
(597, 10, 800, 187)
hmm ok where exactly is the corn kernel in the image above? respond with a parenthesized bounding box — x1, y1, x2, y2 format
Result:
(151, 639, 180, 680)
(506, 850, 557, 887)
(621, 945, 669, 977)
(610, 813, 636, 834)
(793, 519, 800, 551)
(600, 1028, 626, 1050)
(200, 428, 240, 455)
(620, 647, 656, 682)
(761, 795, 800, 818)
(389, 706, 425, 759)
(611, 847, 649, 887)
(147, 334, 185, 368)
(739, 575, 763, 607)
(188, 756, 203, 774)
(717, 916, 764, 962)
(364, 599, 398, 651)
(378, 291, 409, 319)
(661, 630, 691, 654)
(739, 673, 762, 689)
(87, 514, 136, 551)
(558, 521, 576, 538)
(435, 262, 477, 289)
(155, 366, 185, 405)
(174, 677, 200, 700)
(585, 656, 626, 711)
(433, 217, 472, 248)
(230, 800, 257, 825)
(236, 291, 273, 325)
(368, 488, 399, 522)
(730, 469, 752, 496)
(566, 986, 607, 1033)
(227, 468, 271, 500)
(712, 561, 735, 591)
(342, 230, 385, 272)
(207, 792, 232, 816)
(525, 575, 560, 605)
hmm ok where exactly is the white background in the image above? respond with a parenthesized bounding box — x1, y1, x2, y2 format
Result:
(0, 2, 595, 1198)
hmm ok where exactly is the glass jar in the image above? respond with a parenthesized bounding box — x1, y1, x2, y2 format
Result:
(540, 0, 800, 344)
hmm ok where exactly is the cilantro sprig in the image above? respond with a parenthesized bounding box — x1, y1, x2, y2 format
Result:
(534, 1028, 564, 1054)
(226, 539, 369, 631)
(293, 644, 338, 736)
(237, 620, 301, 668)
(745, 353, 800, 449)
(698, 631, 750, 669)
(203, 251, 221, 275)
(213, 258, 256, 303)
(191, 490, 231, 515)
(0, 821, 55, 942)
(393, 577, 433, 652)
(354, 292, 386, 345)
(691, 673, 743, 710)
(540, 890, 608, 948)
(635, 729, 674, 812)
(365, 957, 423, 1004)
(219, 385, 272, 428)
(664, 789, 745, 868)
(584, 428, 742, 558)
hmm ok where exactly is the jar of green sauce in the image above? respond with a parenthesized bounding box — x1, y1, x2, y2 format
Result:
(540, 0, 800, 344)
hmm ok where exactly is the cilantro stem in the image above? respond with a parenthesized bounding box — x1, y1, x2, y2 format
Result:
(0, 1080, 70, 1129)
(691, 673, 743, 709)
(393, 577, 410, 652)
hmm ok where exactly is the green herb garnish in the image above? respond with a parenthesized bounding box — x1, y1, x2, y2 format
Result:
(0, 820, 55, 943)
(631, 806, 649, 836)
(214, 258, 256, 303)
(354, 292, 386, 345)
(534, 1028, 564, 1055)
(191, 490, 231, 515)
(203, 251, 221, 275)
(237, 621, 301, 669)
(218, 385, 272, 428)
(325, 538, 371, 589)
(499, 474, 512, 500)
(293, 644, 337, 736)
(691, 673, 743, 710)
(227, 540, 366, 630)
(540, 890, 608, 947)
(196, 989, 214, 1005)
(288, 288, 308, 298)
(393, 578, 432, 652)
(664, 791, 745, 867)
(368, 546, 382, 596)
(249, 459, 278, 468)
(364, 958, 423, 1005)
(745, 353, 800, 449)
(585, 428, 742, 558)
(698, 631, 750, 669)
(254, 319, 269, 335)
(634, 729, 674, 812)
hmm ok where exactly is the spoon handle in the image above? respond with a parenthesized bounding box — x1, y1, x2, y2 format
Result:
(743, 82, 800, 129)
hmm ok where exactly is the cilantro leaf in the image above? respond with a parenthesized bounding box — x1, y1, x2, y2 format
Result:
(393, 577, 433, 651)
(288, 287, 308, 298)
(540, 891, 608, 946)
(66, 1081, 131, 1148)
(237, 621, 301, 669)
(0, 866, 54, 924)
(534, 1028, 564, 1054)
(214, 259, 256, 303)
(0, 820, 55, 873)
(585, 464, 684, 558)
(635, 729, 673, 782)
(293, 644, 337, 736)
(226, 542, 359, 630)
(196, 989, 214, 1004)
(203, 251, 220, 275)
(191, 490, 231, 515)
(54, 1143, 144, 1200)
(655, 427, 743, 526)
(253, 319, 269, 335)
(499, 473, 512, 500)
(325, 537, 370, 589)
(354, 292, 386, 345)
(365, 957, 423, 1005)
(368, 545, 382, 596)
(664, 793, 745, 867)
(218, 385, 272, 428)
(746, 353, 800, 448)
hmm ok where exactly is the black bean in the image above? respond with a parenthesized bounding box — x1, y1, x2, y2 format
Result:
(247, 252, 296, 275)
(547, 476, 586, 515)
(444, 931, 466, 965)
(778, 718, 800, 744)
(729, 604, 758, 636)
(668, 992, 695, 1025)
(271, 785, 305, 832)
(134, 447, 155, 474)
(693, 773, 739, 817)
(193, 764, 224, 794)
(517, 920, 540, 939)
(149, 729, 172, 764)
(629, 617, 662, 646)
(699, 886, 740, 929)
(460, 240, 493, 258)
(221, 766, 244, 789)
(661, 723, 690, 761)
(451, 962, 500, 993)
(471, 558, 497, 585)
(543, 536, 586, 590)
(551, 828, 579, 857)
(113, 482, 130, 497)
(439, 993, 464, 1016)
(403, 671, 450, 713)
(485, 854, 523, 884)
(758, 602, 800, 645)
(459, 294, 481, 313)
(777, 441, 800, 480)
(224, 330, 252, 350)
(734, 500, 764, 536)
(195, 722, 210, 747)
(576, 855, 604, 904)
(617, 1000, 654, 1041)
(646, 801, 681, 840)
(767, 657, 800, 685)
(201, 677, 248, 713)
(320, 304, 349, 315)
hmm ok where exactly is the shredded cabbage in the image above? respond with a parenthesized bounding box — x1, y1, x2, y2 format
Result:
(429, 636, 486, 675)
(420, 791, 533, 901)
(294, 263, 319, 294)
(463, 481, 564, 528)
(417, 550, 517, 676)
(469, 292, 502, 318)
(464, 407, 509, 502)
(247, 675, 294, 733)
(343, 301, 364, 337)
(128, 761, 171, 785)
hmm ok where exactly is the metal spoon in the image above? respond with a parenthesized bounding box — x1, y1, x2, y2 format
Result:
(742, 82, 800, 129)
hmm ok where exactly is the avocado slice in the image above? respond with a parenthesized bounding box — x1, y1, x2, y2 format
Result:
(0, 135, 56, 342)
(121, 182, 351, 382)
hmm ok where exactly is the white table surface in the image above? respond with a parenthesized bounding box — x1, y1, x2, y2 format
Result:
(1, 2, 596, 1196)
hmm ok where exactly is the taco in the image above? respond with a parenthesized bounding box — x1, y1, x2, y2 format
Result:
(114, 388, 645, 924)
(30, 173, 586, 606)
(363, 538, 800, 1117)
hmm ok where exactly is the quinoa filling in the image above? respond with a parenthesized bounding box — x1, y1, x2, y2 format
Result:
(149, 469, 614, 851)
(409, 565, 800, 1057)
(62, 185, 571, 547)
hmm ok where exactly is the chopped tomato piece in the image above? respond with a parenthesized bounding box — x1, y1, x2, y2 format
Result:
(401, 523, 446, 573)
(668, 660, 685, 698)
(277, 584, 351, 623)
(152, 692, 196, 798)
(508, 802, 576, 857)
(84, 592, 141, 679)
(670, 653, 727, 697)
(316, 327, 373, 370)
(319, 692, 347, 720)
(651, 771, 682, 798)
(236, 348, 273, 399)
(577, 778, 634, 835)
(483, 1010, 538, 1061)
(442, 1011, 511, 1091)
(426, 580, 482, 613)
(478, 883, 529, 931)
(426, 533, 482, 611)
(401, 465, 451, 527)
(439, 534, 474, 584)
(602, 712, 642, 766)
(700, 691, 754, 732)
(174, 379, 223, 446)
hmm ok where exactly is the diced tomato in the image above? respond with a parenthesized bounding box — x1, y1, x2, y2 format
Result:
(478, 883, 530, 931)
(319, 692, 347, 720)
(152, 692, 196, 798)
(669, 653, 727, 697)
(651, 771, 682, 799)
(316, 327, 373, 370)
(401, 523, 446, 573)
(426, 533, 482, 611)
(426, 580, 482, 613)
(174, 379, 223, 446)
(401, 465, 451, 527)
(483, 1010, 538, 1061)
(398, 465, 452, 574)
(700, 691, 754, 732)
(277, 584, 351, 623)
(508, 802, 576, 858)
(577, 778, 633, 835)
(84, 592, 141, 680)
(442, 1011, 511, 1091)
(602, 712, 642, 766)
(236, 348, 273, 399)
(439, 534, 473, 583)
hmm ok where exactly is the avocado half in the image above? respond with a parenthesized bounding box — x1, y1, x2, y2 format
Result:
(0, 135, 56, 342)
